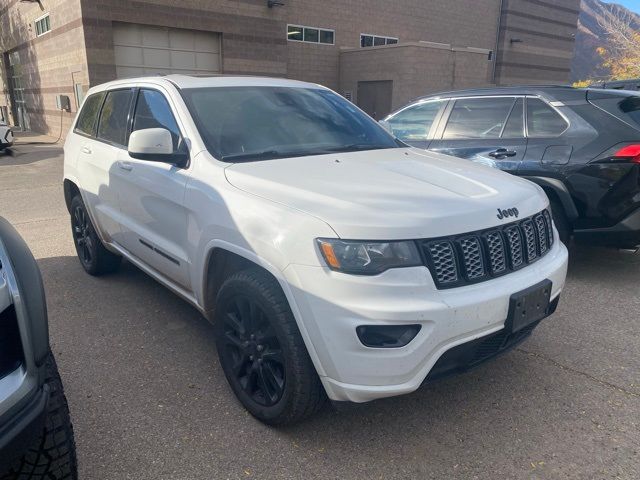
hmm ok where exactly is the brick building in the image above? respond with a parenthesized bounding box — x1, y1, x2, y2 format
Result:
(0, 0, 579, 137)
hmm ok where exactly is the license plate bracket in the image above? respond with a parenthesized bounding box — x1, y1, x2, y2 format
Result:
(507, 280, 552, 333)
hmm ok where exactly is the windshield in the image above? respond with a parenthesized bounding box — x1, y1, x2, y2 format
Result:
(181, 86, 400, 161)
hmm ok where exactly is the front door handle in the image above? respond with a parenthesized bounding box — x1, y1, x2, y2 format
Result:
(488, 148, 518, 159)
(81, 146, 92, 154)
(117, 161, 133, 171)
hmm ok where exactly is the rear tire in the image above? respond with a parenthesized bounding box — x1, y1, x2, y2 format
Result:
(70, 194, 120, 275)
(1, 353, 78, 480)
(549, 199, 571, 245)
(214, 268, 325, 425)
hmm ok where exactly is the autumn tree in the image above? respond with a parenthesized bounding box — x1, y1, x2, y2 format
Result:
(596, 7, 640, 80)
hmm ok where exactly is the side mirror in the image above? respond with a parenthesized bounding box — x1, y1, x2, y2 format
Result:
(128, 128, 189, 167)
(378, 120, 393, 134)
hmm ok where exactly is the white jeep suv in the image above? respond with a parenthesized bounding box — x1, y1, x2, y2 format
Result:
(63, 75, 568, 425)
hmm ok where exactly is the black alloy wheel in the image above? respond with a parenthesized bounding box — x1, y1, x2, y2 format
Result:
(72, 204, 94, 268)
(69, 194, 121, 275)
(214, 269, 325, 425)
(221, 295, 286, 406)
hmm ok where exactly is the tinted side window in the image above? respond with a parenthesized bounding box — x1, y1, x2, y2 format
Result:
(97, 89, 134, 147)
(132, 90, 181, 150)
(75, 93, 105, 137)
(387, 101, 445, 142)
(501, 98, 524, 138)
(527, 98, 568, 137)
(443, 97, 515, 139)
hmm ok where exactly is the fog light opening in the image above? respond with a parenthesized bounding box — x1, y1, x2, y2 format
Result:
(356, 324, 421, 348)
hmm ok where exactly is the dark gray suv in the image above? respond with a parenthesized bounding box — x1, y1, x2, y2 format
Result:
(0, 218, 77, 479)
(385, 86, 640, 248)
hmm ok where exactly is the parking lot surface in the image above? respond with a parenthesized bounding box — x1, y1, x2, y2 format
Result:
(1, 139, 638, 479)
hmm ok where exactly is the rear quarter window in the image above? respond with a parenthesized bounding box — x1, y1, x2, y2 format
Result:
(619, 96, 640, 125)
(526, 98, 568, 137)
(96, 89, 134, 147)
(74, 92, 105, 137)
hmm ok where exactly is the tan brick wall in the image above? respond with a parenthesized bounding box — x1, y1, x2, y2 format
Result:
(339, 43, 492, 112)
(0, 0, 89, 137)
(79, 0, 289, 85)
(495, 0, 580, 85)
(0, 0, 578, 136)
(285, 0, 501, 89)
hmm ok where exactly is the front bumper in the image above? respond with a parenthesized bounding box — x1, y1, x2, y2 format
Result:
(284, 240, 568, 403)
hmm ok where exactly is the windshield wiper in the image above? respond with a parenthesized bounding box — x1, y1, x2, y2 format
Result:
(324, 143, 395, 153)
(221, 150, 304, 162)
(221, 144, 396, 162)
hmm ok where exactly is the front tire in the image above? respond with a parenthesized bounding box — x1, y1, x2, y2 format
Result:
(70, 194, 121, 275)
(214, 269, 325, 425)
(1, 353, 78, 480)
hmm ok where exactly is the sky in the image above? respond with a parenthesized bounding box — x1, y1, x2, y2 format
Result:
(603, 0, 640, 13)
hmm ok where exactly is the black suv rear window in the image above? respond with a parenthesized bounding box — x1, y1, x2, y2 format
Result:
(75, 92, 105, 137)
(619, 96, 640, 125)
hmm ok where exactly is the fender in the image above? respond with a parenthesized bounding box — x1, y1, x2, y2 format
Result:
(199, 239, 328, 378)
(0, 217, 49, 367)
(62, 176, 111, 246)
(522, 176, 579, 221)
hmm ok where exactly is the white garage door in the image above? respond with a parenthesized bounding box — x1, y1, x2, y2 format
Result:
(112, 23, 221, 78)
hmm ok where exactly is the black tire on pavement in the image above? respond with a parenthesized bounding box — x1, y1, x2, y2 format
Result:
(1, 353, 78, 480)
(549, 198, 571, 245)
(214, 268, 326, 425)
(70, 194, 121, 275)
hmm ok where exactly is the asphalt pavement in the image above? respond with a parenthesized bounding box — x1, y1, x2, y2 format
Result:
(1, 137, 638, 479)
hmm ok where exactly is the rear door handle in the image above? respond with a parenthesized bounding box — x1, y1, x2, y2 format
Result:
(489, 148, 517, 159)
(81, 146, 92, 154)
(117, 161, 133, 171)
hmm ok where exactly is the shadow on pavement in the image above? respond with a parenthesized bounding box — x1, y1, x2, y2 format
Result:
(0, 144, 62, 167)
(32, 251, 638, 478)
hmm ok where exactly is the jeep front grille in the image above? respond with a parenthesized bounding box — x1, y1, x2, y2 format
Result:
(421, 210, 554, 289)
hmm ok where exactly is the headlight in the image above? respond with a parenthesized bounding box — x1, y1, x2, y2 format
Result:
(316, 239, 422, 275)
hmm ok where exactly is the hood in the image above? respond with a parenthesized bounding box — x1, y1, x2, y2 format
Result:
(224, 148, 547, 239)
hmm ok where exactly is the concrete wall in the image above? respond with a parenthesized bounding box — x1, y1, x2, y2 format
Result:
(0, 0, 89, 136)
(339, 43, 493, 111)
(495, 0, 580, 85)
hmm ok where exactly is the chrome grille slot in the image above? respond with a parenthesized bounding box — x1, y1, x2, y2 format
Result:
(483, 230, 507, 275)
(521, 219, 538, 262)
(534, 214, 548, 254)
(543, 209, 554, 247)
(458, 236, 485, 280)
(505, 225, 524, 269)
(426, 241, 458, 285)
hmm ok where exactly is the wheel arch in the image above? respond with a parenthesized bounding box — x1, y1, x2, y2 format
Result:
(63, 179, 81, 214)
(522, 176, 579, 222)
(199, 241, 327, 378)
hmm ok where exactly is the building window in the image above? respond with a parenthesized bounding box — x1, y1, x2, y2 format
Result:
(360, 34, 398, 48)
(35, 14, 51, 37)
(288, 24, 334, 45)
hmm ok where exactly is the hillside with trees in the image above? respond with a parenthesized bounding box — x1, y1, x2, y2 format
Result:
(571, 0, 640, 83)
